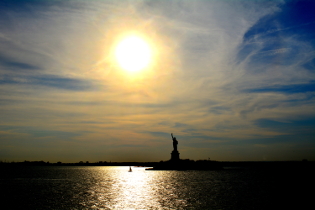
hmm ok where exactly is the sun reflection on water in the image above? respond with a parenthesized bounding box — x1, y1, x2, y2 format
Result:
(82, 166, 190, 209)
(108, 166, 161, 209)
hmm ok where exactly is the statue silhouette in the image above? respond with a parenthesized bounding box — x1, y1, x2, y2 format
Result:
(171, 133, 178, 151)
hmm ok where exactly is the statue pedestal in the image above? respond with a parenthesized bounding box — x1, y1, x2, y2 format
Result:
(171, 150, 180, 161)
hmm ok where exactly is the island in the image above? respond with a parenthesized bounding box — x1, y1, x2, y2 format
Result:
(146, 133, 223, 170)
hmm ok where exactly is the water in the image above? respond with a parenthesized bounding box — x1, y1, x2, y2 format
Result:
(0, 166, 312, 209)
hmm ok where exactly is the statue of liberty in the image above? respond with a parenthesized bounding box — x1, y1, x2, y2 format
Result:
(171, 133, 178, 151)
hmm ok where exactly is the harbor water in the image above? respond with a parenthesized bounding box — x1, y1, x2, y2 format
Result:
(0, 166, 312, 209)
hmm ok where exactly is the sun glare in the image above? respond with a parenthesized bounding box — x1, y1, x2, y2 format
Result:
(115, 36, 151, 72)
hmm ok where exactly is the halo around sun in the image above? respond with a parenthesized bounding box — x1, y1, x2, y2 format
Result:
(115, 36, 151, 72)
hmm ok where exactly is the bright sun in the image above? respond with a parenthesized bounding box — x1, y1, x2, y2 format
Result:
(115, 36, 151, 72)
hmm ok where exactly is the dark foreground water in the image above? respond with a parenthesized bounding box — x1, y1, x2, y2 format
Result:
(0, 166, 313, 209)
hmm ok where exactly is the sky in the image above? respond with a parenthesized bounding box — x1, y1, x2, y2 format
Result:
(0, 0, 314, 162)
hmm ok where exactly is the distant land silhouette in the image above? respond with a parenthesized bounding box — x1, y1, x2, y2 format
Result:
(0, 160, 313, 171)
(1, 135, 312, 169)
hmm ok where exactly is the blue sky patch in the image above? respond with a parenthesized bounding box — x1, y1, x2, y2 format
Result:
(237, 0, 315, 69)
(244, 81, 315, 94)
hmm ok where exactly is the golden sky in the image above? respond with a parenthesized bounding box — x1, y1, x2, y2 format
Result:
(0, 0, 314, 162)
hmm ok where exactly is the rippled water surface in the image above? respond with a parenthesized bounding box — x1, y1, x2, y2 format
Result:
(0, 166, 312, 209)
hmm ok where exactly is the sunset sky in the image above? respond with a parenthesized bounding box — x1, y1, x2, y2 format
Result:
(0, 0, 314, 162)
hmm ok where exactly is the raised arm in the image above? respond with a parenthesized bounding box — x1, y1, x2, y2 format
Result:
(171, 133, 174, 139)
